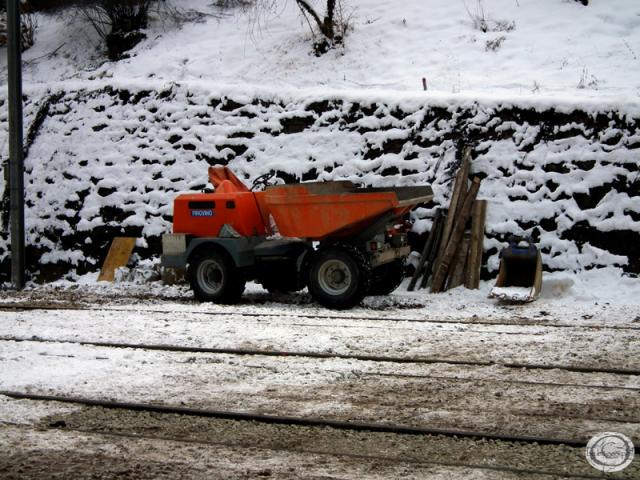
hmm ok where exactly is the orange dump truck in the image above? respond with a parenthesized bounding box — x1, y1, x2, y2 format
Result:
(162, 167, 433, 309)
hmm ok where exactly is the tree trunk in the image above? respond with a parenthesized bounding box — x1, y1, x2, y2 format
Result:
(296, 0, 335, 41)
(321, 0, 335, 40)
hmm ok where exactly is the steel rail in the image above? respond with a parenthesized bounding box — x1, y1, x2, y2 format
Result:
(0, 422, 605, 480)
(1, 303, 638, 331)
(0, 390, 609, 451)
(3, 335, 640, 376)
(367, 371, 640, 392)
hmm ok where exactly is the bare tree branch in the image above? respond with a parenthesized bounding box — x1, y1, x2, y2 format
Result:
(294, 0, 322, 32)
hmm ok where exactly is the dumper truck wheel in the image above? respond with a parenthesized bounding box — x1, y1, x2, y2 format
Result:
(308, 246, 371, 310)
(369, 260, 405, 296)
(189, 250, 245, 303)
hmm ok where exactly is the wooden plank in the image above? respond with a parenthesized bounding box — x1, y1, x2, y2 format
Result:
(453, 154, 470, 220)
(446, 232, 470, 290)
(407, 210, 443, 291)
(442, 147, 471, 248)
(418, 212, 446, 290)
(97, 237, 137, 282)
(465, 199, 487, 289)
(432, 147, 471, 276)
(430, 177, 481, 293)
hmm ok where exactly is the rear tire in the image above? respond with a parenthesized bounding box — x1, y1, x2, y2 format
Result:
(369, 260, 405, 296)
(188, 250, 245, 303)
(308, 246, 371, 310)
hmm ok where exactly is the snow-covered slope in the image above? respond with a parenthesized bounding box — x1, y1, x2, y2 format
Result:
(0, 1, 639, 283)
(0, 83, 638, 282)
(3, 0, 640, 100)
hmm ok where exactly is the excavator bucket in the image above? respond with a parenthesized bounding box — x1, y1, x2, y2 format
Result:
(489, 238, 542, 302)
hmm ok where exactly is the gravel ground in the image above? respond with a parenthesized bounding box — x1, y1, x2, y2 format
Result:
(2, 305, 638, 370)
(1, 340, 639, 442)
(0, 284, 638, 478)
(2, 398, 635, 479)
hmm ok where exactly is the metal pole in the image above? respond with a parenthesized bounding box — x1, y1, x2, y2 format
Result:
(7, 0, 25, 289)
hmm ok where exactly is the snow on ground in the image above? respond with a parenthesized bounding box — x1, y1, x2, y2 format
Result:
(1, 338, 638, 438)
(1, 266, 638, 475)
(4, 265, 637, 325)
(1, 269, 639, 445)
(1, 268, 639, 439)
(2, 0, 640, 101)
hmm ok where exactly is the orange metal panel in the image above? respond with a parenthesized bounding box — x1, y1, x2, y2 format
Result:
(174, 172, 431, 241)
(208, 166, 249, 192)
(173, 192, 266, 237)
(263, 190, 400, 239)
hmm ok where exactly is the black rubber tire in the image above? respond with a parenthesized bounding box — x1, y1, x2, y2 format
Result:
(368, 260, 405, 296)
(188, 250, 245, 303)
(307, 246, 371, 310)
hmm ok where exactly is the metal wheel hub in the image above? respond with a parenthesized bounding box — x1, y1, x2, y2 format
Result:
(318, 259, 352, 295)
(197, 259, 224, 294)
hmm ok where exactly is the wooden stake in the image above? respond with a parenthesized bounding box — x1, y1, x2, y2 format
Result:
(432, 147, 471, 275)
(98, 237, 136, 282)
(465, 199, 487, 289)
(447, 232, 470, 290)
(430, 177, 481, 293)
(454, 162, 469, 219)
(407, 210, 443, 291)
(418, 212, 445, 290)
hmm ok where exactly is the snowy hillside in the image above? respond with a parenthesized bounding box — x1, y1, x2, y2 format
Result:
(1, 0, 640, 283)
(0, 82, 638, 282)
(3, 0, 640, 99)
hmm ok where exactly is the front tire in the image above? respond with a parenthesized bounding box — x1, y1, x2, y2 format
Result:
(307, 246, 371, 310)
(188, 250, 245, 303)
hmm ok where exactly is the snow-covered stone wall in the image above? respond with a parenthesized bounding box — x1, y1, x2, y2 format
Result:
(0, 83, 638, 282)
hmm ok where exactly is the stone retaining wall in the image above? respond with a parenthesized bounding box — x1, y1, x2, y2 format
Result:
(0, 84, 638, 282)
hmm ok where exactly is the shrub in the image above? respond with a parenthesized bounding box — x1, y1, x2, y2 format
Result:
(255, 0, 350, 56)
(0, 2, 38, 51)
(295, 0, 350, 55)
(79, 0, 155, 60)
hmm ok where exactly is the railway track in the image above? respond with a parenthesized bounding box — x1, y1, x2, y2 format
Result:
(2, 390, 638, 474)
(0, 390, 604, 450)
(1, 302, 638, 331)
(0, 413, 613, 480)
(2, 307, 639, 479)
(3, 300, 638, 478)
(3, 335, 640, 378)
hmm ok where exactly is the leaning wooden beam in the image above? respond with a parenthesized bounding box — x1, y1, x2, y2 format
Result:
(430, 177, 481, 293)
(98, 237, 136, 282)
(418, 212, 445, 290)
(465, 199, 488, 289)
(407, 209, 443, 291)
(432, 147, 471, 276)
(447, 232, 471, 290)
(454, 155, 470, 220)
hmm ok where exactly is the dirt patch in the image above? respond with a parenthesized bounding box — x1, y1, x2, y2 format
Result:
(31, 404, 637, 479)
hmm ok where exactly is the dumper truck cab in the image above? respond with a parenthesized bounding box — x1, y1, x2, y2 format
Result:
(162, 167, 433, 309)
